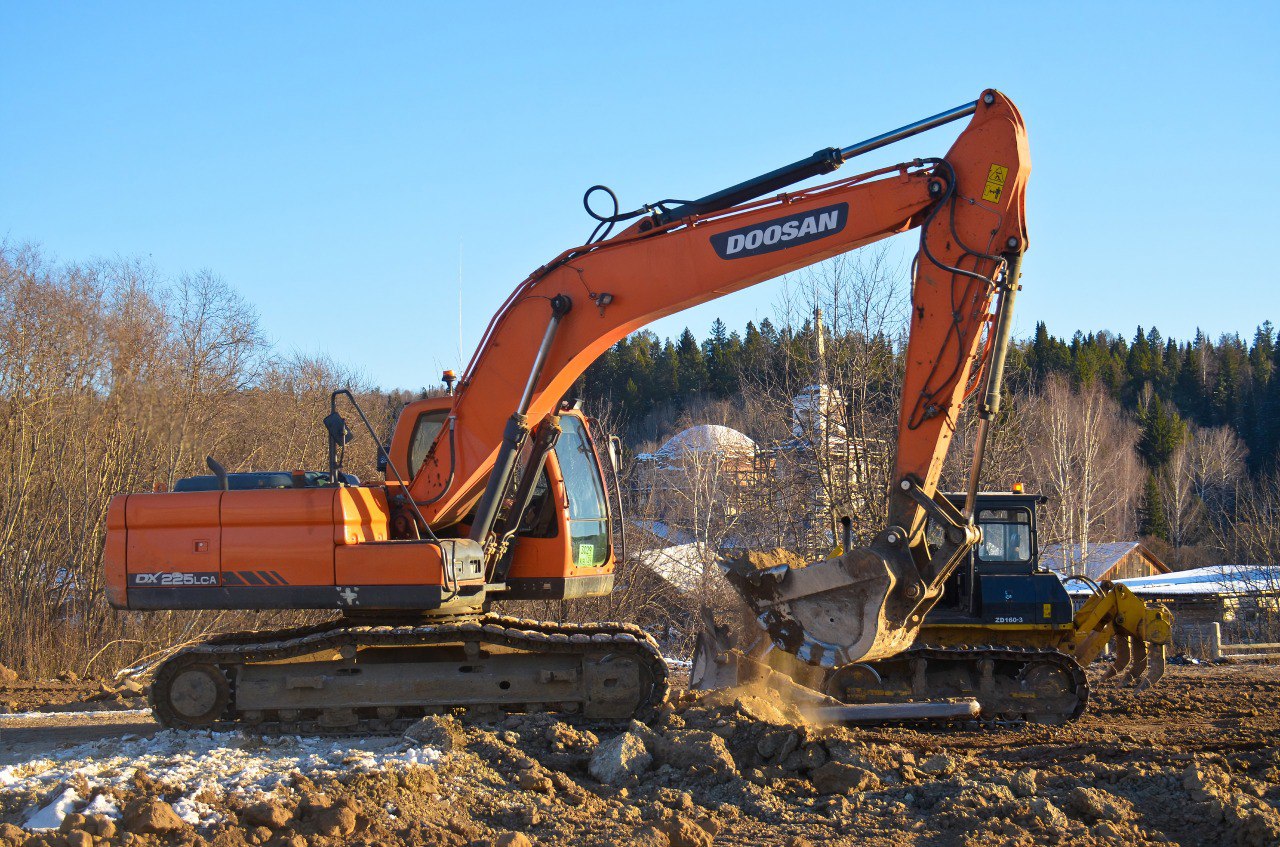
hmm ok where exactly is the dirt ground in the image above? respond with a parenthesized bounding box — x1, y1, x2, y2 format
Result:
(1, 663, 1278, 847)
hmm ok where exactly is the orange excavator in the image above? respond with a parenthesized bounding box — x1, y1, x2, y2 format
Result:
(107, 90, 1031, 731)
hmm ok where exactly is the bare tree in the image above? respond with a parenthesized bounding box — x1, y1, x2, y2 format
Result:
(0, 245, 385, 678)
(1023, 374, 1141, 572)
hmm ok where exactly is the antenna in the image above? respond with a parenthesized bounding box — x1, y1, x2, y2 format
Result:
(458, 241, 464, 368)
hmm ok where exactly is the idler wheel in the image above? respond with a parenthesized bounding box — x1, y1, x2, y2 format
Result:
(152, 660, 231, 729)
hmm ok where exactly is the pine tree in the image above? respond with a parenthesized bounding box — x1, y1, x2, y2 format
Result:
(1139, 473, 1171, 540)
(675, 328, 708, 395)
(1138, 396, 1186, 470)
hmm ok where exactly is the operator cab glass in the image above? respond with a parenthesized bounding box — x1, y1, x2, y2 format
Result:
(555, 416, 610, 567)
(975, 507, 1033, 565)
(408, 410, 448, 475)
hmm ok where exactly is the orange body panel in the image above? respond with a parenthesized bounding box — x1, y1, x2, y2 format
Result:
(336, 541, 450, 586)
(124, 491, 222, 582)
(220, 489, 336, 586)
(334, 487, 390, 546)
(104, 496, 128, 607)
(110, 484, 488, 606)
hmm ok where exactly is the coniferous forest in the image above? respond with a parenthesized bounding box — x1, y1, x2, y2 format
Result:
(582, 318, 1280, 476)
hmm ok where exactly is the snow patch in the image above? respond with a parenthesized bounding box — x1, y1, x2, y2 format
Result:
(0, 708, 152, 723)
(25, 787, 81, 831)
(82, 793, 120, 818)
(1, 729, 444, 831)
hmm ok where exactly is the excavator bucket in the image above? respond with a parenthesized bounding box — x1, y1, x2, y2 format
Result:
(689, 608, 981, 724)
(717, 547, 919, 669)
(689, 608, 846, 708)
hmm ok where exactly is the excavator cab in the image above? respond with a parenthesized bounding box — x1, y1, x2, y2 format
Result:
(385, 397, 618, 601)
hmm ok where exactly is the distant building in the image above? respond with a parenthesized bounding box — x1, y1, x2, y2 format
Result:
(1040, 541, 1170, 583)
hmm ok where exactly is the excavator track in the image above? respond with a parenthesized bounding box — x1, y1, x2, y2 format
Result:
(150, 614, 669, 734)
(827, 645, 1089, 726)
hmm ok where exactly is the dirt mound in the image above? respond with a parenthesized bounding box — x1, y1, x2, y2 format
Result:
(1, 664, 1278, 845)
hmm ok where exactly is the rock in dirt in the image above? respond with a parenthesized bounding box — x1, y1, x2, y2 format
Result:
(90, 814, 116, 840)
(656, 729, 737, 774)
(1065, 786, 1132, 822)
(516, 771, 554, 793)
(0, 664, 17, 684)
(809, 761, 880, 795)
(1010, 768, 1038, 798)
(1184, 760, 1230, 801)
(242, 799, 292, 829)
(59, 813, 88, 833)
(123, 798, 187, 834)
(63, 831, 93, 847)
(492, 833, 533, 847)
(660, 815, 714, 847)
(316, 802, 358, 837)
(590, 730, 653, 785)
(919, 753, 959, 776)
(1016, 797, 1068, 830)
(404, 714, 464, 752)
(633, 824, 672, 846)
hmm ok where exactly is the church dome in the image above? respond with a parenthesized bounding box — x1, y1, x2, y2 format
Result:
(657, 424, 756, 458)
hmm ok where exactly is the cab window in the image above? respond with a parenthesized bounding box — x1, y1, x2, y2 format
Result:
(555, 416, 610, 567)
(976, 507, 1032, 563)
(408, 411, 448, 477)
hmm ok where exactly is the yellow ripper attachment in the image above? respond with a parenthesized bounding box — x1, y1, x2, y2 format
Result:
(1063, 582, 1173, 693)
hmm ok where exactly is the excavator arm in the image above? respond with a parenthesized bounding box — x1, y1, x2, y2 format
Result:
(414, 89, 1030, 666)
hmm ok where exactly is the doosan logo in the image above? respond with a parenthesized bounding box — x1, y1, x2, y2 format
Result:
(710, 203, 848, 260)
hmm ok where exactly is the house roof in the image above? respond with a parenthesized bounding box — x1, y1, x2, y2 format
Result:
(1063, 564, 1280, 597)
(633, 543, 714, 594)
(1039, 541, 1169, 581)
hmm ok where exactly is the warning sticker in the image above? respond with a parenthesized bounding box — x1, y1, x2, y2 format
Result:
(1042, 603, 1052, 619)
(577, 543, 596, 568)
(982, 164, 1009, 203)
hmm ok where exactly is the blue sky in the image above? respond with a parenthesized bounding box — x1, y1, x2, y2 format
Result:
(3, 2, 1277, 389)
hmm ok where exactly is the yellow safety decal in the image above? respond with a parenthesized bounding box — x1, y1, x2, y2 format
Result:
(982, 163, 1009, 203)
(577, 543, 595, 568)
(1043, 603, 1052, 618)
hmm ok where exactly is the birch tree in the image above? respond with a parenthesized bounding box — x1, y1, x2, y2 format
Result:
(1024, 375, 1141, 573)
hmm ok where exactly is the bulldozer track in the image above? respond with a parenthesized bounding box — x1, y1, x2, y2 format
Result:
(150, 614, 669, 734)
(837, 644, 1090, 727)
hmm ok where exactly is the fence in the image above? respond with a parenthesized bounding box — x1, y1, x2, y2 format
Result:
(1202, 623, 1280, 663)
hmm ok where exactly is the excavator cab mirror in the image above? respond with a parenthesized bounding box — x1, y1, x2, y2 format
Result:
(323, 411, 353, 446)
(608, 435, 622, 474)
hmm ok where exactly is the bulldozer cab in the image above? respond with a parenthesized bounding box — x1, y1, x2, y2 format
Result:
(931, 491, 1072, 626)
